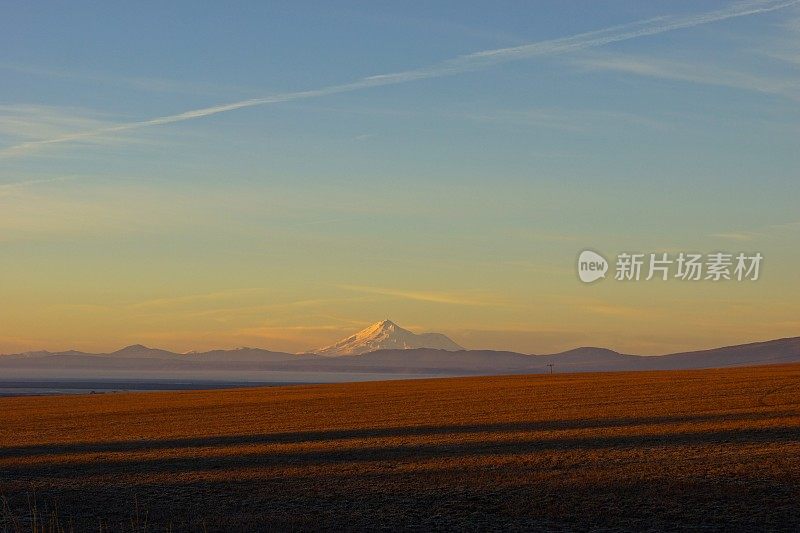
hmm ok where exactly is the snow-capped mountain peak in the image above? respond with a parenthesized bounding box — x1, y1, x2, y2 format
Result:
(316, 319, 463, 356)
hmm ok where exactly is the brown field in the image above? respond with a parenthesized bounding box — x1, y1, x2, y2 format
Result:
(1, 365, 799, 532)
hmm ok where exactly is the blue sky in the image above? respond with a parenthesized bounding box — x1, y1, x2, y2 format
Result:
(2, 1, 800, 354)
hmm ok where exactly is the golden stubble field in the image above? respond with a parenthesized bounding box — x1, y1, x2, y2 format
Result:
(1, 364, 799, 532)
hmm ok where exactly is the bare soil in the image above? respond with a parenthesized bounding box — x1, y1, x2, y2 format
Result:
(1, 364, 799, 531)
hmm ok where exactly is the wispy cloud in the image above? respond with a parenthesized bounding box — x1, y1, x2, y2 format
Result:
(0, 105, 108, 140)
(573, 52, 800, 101)
(455, 107, 670, 132)
(0, 176, 222, 241)
(769, 220, 800, 230)
(130, 288, 271, 310)
(708, 231, 763, 241)
(0, 63, 252, 96)
(755, 15, 800, 65)
(339, 284, 508, 307)
(582, 303, 645, 318)
(707, 219, 800, 241)
(0, 104, 148, 156)
(2, 0, 795, 159)
(296, 102, 664, 134)
(0, 175, 79, 197)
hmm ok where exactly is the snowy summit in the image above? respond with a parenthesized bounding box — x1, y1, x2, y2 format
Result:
(316, 319, 463, 356)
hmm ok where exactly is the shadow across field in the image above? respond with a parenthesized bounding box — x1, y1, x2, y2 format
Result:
(2, 367, 800, 531)
(1, 409, 795, 459)
(3, 423, 799, 480)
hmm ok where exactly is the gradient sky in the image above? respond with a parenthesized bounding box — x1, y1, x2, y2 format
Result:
(2, 1, 800, 355)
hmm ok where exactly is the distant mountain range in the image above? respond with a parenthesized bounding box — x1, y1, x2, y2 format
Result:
(1, 320, 799, 383)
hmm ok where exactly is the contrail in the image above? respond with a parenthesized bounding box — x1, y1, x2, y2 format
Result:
(0, 175, 78, 195)
(2, 0, 796, 158)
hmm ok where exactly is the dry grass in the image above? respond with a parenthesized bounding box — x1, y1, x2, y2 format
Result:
(1, 364, 799, 531)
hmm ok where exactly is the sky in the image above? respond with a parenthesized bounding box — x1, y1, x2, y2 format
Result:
(2, 0, 800, 355)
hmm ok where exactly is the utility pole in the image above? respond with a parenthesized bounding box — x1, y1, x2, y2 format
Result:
(547, 363, 554, 374)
